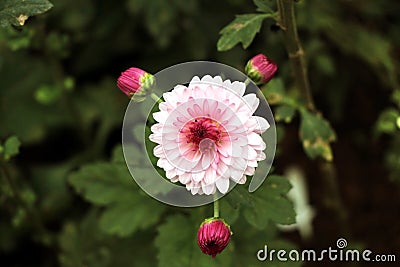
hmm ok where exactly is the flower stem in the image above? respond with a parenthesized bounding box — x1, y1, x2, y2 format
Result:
(244, 77, 251, 86)
(213, 194, 220, 218)
(150, 92, 163, 103)
(276, 0, 315, 111)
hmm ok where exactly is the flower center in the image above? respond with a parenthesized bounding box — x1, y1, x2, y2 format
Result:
(182, 117, 222, 151)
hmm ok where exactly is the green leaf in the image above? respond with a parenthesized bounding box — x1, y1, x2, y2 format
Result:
(155, 214, 233, 267)
(58, 211, 111, 267)
(227, 175, 296, 229)
(299, 110, 336, 161)
(262, 78, 287, 105)
(217, 13, 274, 51)
(69, 163, 133, 205)
(0, 0, 53, 27)
(69, 162, 165, 237)
(375, 108, 400, 135)
(274, 104, 296, 123)
(253, 0, 274, 13)
(2, 135, 21, 160)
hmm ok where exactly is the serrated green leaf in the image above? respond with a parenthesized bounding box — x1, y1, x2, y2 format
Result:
(217, 13, 274, 51)
(69, 163, 133, 205)
(3, 135, 21, 160)
(274, 104, 296, 123)
(0, 0, 53, 27)
(69, 162, 165, 237)
(99, 198, 164, 236)
(299, 110, 336, 161)
(155, 214, 233, 267)
(227, 175, 296, 229)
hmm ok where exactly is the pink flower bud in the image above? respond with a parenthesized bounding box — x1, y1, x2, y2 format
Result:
(117, 67, 154, 100)
(245, 54, 278, 84)
(197, 218, 232, 258)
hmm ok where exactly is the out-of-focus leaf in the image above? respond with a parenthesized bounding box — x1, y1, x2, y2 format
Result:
(226, 175, 296, 229)
(375, 108, 400, 135)
(155, 214, 233, 267)
(69, 162, 165, 237)
(0, 0, 53, 27)
(299, 110, 336, 161)
(220, 198, 240, 224)
(2, 135, 21, 160)
(274, 104, 296, 123)
(392, 90, 400, 108)
(315, 54, 335, 76)
(58, 211, 111, 267)
(262, 78, 287, 104)
(34, 84, 62, 105)
(217, 13, 274, 51)
(253, 0, 274, 13)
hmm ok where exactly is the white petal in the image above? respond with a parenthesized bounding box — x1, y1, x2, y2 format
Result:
(153, 111, 169, 123)
(179, 172, 191, 184)
(243, 93, 259, 112)
(256, 151, 266, 161)
(201, 151, 215, 170)
(166, 169, 177, 179)
(244, 166, 256, 175)
(216, 178, 230, 194)
(253, 116, 270, 133)
(230, 81, 246, 97)
(231, 169, 243, 181)
(153, 145, 164, 157)
(248, 132, 264, 146)
(238, 175, 247, 184)
(202, 183, 215, 195)
(204, 167, 217, 184)
(192, 171, 205, 182)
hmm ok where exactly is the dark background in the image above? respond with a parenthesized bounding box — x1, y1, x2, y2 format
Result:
(0, 0, 399, 266)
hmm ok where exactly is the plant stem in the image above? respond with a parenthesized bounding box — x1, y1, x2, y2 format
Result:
(244, 77, 251, 86)
(276, 0, 315, 111)
(213, 194, 220, 218)
(150, 93, 163, 103)
(276, 0, 349, 239)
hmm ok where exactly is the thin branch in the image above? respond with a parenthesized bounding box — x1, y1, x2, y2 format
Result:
(277, 0, 315, 111)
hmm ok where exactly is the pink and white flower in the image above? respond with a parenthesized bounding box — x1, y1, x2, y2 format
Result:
(149, 75, 269, 195)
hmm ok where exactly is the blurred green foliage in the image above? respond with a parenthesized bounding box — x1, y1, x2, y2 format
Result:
(1, 0, 400, 266)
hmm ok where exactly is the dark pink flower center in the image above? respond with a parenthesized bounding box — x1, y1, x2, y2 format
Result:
(181, 117, 224, 150)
